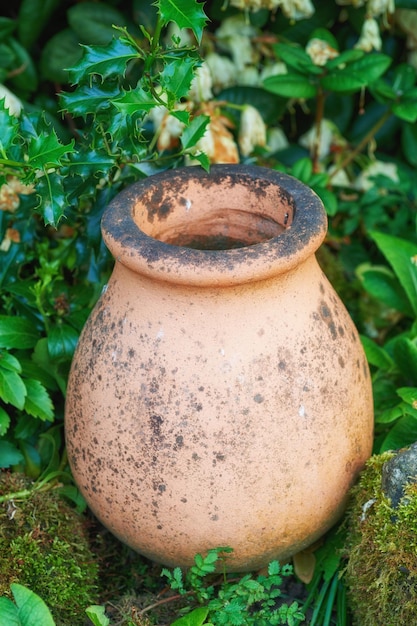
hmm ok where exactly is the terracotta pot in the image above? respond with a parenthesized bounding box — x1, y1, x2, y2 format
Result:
(65, 164, 373, 572)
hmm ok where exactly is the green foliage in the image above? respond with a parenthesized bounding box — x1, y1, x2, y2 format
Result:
(162, 548, 305, 625)
(0, 583, 56, 626)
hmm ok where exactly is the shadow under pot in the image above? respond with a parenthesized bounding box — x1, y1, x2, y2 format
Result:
(65, 164, 374, 572)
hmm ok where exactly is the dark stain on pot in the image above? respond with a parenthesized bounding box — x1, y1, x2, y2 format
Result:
(253, 394, 264, 403)
(319, 300, 337, 339)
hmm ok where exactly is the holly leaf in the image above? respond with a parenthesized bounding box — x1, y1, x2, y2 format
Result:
(60, 82, 122, 118)
(24, 379, 54, 422)
(157, 0, 208, 44)
(27, 130, 74, 169)
(0, 100, 19, 151)
(67, 37, 139, 84)
(35, 171, 67, 225)
(181, 114, 210, 150)
(159, 55, 199, 100)
(112, 87, 159, 114)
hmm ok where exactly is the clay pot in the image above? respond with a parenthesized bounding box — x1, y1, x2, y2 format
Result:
(65, 164, 373, 572)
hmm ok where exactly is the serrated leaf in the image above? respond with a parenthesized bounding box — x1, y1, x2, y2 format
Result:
(27, 130, 74, 169)
(35, 171, 67, 225)
(263, 74, 317, 99)
(0, 316, 39, 349)
(0, 352, 21, 373)
(60, 82, 122, 118)
(66, 149, 116, 178)
(394, 336, 417, 381)
(0, 367, 26, 409)
(0, 406, 10, 436)
(0, 440, 24, 468)
(0, 100, 19, 151)
(24, 379, 54, 422)
(190, 151, 210, 172)
(11, 583, 56, 626)
(159, 55, 199, 100)
(370, 231, 417, 316)
(112, 87, 159, 115)
(181, 114, 210, 150)
(158, 0, 208, 44)
(67, 38, 139, 84)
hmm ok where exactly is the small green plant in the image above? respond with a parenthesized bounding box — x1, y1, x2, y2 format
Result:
(0, 583, 56, 626)
(160, 548, 305, 626)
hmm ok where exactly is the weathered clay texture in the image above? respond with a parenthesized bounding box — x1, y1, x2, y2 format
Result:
(65, 164, 374, 572)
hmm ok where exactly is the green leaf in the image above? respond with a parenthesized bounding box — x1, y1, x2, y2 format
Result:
(47, 324, 79, 362)
(0, 316, 39, 349)
(402, 121, 417, 167)
(35, 171, 67, 226)
(0, 596, 19, 625)
(0, 406, 10, 436)
(27, 130, 74, 169)
(360, 335, 394, 371)
(263, 73, 317, 99)
(379, 414, 417, 452)
(392, 100, 417, 123)
(67, 2, 125, 45)
(0, 440, 24, 468)
(85, 605, 110, 626)
(291, 157, 313, 183)
(158, 0, 208, 44)
(0, 367, 26, 409)
(394, 337, 417, 381)
(348, 53, 392, 84)
(190, 152, 210, 172)
(40, 28, 83, 83)
(0, 100, 19, 151)
(112, 87, 159, 115)
(60, 82, 122, 118)
(67, 38, 139, 84)
(159, 55, 199, 101)
(321, 70, 366, 94)
(358, 265, 413, 317)
(181, 114, 210, 150)
(17, 0, 60, 49)
(272, 42, 321, 75)
(171, 606, 209, 626)
(0, 352, 22, 373)
(24, 379, 54, 422)
(11, 583, 56, 626)
(8, 38, 38, 93)
(325, 49, 364, 69)
(370, 231, 417, 316)
(0, 17, 16, 41)
(397, 387, 417, 407)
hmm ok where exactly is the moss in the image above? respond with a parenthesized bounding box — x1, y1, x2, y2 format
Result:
(0, 472, 99, 626)
(343, 452, 417, 625)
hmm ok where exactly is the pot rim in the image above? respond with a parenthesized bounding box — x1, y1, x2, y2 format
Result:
(101, 164, 327, 287)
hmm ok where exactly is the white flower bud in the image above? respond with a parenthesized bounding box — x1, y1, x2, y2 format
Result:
(355, 18, 382, 51)
(306, 38, 339, 66)
(353, 161, 399, 191)
(238, 105, 267, 156)
(205, 53, 237, 91)
(188, 63, 213, 103)
(0, 84, 22, 117)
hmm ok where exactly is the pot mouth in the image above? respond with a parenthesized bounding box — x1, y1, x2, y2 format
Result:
(102, 164, 327, 287)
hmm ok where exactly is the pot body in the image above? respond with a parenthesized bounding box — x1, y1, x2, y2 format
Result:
(65, 165, 373, 571)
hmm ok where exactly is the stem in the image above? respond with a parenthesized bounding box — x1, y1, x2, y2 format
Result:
(312, 87, 325, 173)
(329, 108, 392, 180)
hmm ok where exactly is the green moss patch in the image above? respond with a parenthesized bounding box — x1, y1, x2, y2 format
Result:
(0, 472, 99, 626)
(343, 452, 417, 625)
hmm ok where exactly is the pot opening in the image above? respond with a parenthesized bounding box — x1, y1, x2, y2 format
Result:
(133, 179, 294, 251)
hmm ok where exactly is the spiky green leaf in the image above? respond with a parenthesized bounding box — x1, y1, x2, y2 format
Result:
(157, 0, 208, 44)
(24, 379, 54, 422)
(67, 37, 140, 84)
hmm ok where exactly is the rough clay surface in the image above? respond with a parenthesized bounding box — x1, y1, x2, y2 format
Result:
(65, 165, 374, 572)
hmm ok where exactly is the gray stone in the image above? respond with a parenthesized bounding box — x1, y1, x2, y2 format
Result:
(381, 443, 417, 508)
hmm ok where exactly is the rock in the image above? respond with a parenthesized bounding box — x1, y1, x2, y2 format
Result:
(381, 442, 417, 508)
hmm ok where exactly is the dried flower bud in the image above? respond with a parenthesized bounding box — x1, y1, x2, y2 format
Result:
(306, 38, 339, 66)
(0, 177, 35, 212)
